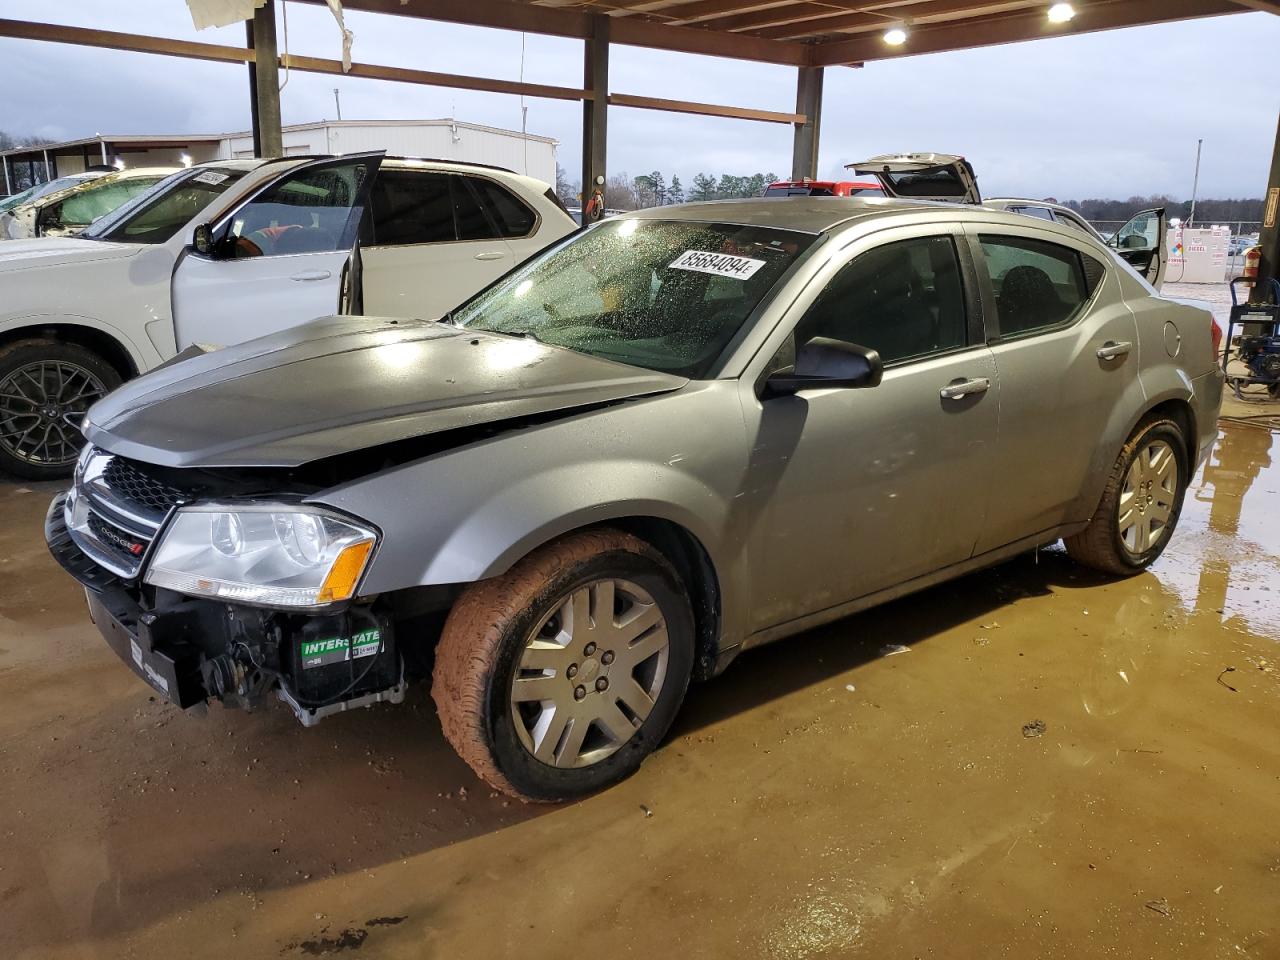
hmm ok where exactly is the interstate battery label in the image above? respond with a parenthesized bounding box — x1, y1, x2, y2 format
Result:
(300, 629, 382, 669)
(668, 249, 766, 281)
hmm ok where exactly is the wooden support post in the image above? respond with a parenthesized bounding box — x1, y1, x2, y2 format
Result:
(791, 65, 822, 180)
(249, 3, 283, 158)
(581, 14, 608, 218)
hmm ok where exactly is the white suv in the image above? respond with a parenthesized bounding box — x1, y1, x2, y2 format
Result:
(0, 152, 576, 478)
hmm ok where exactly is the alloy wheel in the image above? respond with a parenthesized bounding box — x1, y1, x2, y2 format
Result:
(510, 578, 670, 769)
(0, 360, 105, 468)
(1118, 439, 1178, 555)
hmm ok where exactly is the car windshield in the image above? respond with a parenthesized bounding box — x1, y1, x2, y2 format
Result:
(0, 175, 95, 214)
(83, 167, 249, 244)
(454, 218, 816, 378)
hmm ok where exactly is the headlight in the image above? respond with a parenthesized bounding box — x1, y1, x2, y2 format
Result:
(144, 505, 377, 608)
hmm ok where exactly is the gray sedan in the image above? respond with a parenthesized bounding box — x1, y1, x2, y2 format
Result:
(46, 197, 1223, 800)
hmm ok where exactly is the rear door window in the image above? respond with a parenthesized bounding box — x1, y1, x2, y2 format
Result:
(451, 175, 498, 241)
(979, 235, 1095, 337)
(368, 169, 455, 246)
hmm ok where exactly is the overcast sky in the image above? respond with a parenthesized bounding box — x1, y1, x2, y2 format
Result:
(2, 2, 1278, 200)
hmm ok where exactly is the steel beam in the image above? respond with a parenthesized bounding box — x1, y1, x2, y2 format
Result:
(790, 65, 823, 179)
(250, 4, 283, 158)
(582, 15, 609, 215)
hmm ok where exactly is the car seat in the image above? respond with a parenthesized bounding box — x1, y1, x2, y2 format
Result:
(996, 265, 1066, 334)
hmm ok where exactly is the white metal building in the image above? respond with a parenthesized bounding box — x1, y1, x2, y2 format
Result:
(1, 119, 558, 195)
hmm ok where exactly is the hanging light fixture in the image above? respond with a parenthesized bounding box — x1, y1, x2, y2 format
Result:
(883, 21, 909, 45)
(1047, 3, 1076, 23)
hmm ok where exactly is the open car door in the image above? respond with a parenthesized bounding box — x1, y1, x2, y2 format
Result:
(1107, 207, 1167, 290)
(846, 153, 982, 204)
(172, 151, 384, 350)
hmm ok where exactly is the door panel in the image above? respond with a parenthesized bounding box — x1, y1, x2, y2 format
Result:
(746, 349, 1000, 630)
(172, 154, 382, 348)
(173, 249, 352, 348)
(971, 229, 1142, 551)
(360, 240, 512, 319)
(359, 170, 514, 319)
(1110, 207, 1167, 289)
(742, 227, 997, 632)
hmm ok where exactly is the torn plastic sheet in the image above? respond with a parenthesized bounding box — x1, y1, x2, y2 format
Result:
(325, 0, 356, 73)
(185, 0, 267, 30)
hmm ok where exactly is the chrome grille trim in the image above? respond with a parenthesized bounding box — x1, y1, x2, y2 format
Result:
(64, 449, 186, 580)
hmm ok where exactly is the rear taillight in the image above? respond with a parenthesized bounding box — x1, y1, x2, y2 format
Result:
(1210, 317, 1223, 358)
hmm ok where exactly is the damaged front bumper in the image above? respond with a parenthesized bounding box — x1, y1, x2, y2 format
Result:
(45, 493, 406, 725)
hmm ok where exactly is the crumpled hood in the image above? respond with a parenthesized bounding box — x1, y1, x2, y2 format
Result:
(85, 316, 689, 468)
(0, 236, 139, 273)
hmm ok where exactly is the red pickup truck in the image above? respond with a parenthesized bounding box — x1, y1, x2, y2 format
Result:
(763, 178, 884, 197)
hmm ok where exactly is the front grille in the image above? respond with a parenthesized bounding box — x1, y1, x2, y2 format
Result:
(102, 457, 186, 515)
(65, 449, 193, 580)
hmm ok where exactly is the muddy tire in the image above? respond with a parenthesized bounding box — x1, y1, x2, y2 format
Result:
(1064, 416, 1188, 576)
(0, 339, 120, 481)
(432, 528, 694, 801)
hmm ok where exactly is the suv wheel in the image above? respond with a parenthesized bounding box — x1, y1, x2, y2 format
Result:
(432, 529, 694, 801)
(1064, 416, 1188, 575)
(0, 339, 120, 481)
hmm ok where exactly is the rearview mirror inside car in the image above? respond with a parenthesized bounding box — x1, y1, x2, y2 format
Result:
(192, 222, 215, 256)
(766, 337, 883, 395)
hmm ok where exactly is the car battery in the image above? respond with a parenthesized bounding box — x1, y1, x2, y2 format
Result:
(286, 607, 398, 707)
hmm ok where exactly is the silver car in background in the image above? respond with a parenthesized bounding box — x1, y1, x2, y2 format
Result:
(46, 197, 1223, 801)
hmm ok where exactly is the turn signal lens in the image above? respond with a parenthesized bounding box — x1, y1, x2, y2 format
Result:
(317, 540, 376, 604)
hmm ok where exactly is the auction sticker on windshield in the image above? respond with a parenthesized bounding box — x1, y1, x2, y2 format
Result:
(192, 170, 230, 186)
(669, 249, 766, 280)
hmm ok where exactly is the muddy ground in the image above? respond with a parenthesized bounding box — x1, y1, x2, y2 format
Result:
(1, 419, 1278, 959)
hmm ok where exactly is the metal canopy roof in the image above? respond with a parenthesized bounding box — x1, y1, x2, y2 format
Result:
(299, 0, 1264, 66)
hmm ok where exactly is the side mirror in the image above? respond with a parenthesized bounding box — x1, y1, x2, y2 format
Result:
(192, 222, 215, 256)
(766, 336, 883, 395)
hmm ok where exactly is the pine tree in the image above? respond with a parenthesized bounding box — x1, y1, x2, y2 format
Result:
(690, 173, 717, 202)
(667, 175, 684, 205)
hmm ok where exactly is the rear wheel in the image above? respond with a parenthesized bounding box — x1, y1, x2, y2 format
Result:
(0, 339, 120, 481)
(1064, 417, 1188, 575)
(432, 529, 694, 801)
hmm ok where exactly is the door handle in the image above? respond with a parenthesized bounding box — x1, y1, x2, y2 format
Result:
(1096, 340, 1133, 360)
(473, 251, 507, 261)
(290, 270, 332, 282)
(939, 377, 991, 401)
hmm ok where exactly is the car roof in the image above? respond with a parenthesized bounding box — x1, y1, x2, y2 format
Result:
(618, 196, 1113, 246)
(619, 196, 958, 234)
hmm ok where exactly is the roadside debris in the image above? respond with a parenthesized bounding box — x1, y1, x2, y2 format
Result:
(973, 637, 990, 647)
(1022, 720, 1047, 738)
(1217, 666, 1238, 692)
(640, 804, 653, 818)
(880, 644, 911, 657)
(844, 684, 856, 692)
(1144, 898, 1172, 918)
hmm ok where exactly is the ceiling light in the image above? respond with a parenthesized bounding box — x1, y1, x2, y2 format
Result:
(180, 153, 193, 167)
(883, 22, 908, 46)
(1047, 3, 1076, 23)
(112, 157, 125, 170)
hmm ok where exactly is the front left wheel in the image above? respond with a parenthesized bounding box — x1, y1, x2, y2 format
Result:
(432, 529, 694, 801)
(0, 339, 120, 481)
